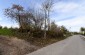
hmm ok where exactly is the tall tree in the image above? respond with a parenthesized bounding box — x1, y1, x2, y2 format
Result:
(5, 4, 23, 28)
(42, 0, 54, 39)
(32, 10, 44, 30)
(5, 4, 34, 31)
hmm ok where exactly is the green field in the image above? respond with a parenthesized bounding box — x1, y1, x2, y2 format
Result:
(0, 29, 13, 36)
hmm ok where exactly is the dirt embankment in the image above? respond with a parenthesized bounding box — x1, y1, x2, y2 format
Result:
(0, 36, 39, 55)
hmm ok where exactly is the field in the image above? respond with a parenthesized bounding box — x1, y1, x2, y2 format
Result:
(0, 28, 13, 36)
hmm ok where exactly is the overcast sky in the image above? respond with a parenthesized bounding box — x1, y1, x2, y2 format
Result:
(0, 0, 85, 32)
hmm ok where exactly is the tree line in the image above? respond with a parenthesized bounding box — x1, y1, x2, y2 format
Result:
(4, 0, 70, 39)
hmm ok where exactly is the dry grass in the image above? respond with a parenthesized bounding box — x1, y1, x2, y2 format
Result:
(27, 37, 61, 47)
(0, 36, 39, 55)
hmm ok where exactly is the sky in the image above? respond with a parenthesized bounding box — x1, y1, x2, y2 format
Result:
(0, 0, 85, 32)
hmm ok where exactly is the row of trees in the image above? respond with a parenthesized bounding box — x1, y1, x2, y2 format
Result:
(4, 0, 70, 39)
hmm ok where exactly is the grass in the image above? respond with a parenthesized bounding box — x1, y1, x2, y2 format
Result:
(0, 29, 13, 36)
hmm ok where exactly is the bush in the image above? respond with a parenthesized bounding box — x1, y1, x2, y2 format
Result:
(47, 30, 64, 39)
(47, 31, 57, 38)
(32, 30, 44, 38)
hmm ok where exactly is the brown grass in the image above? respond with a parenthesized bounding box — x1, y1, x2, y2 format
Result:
(0, 36, 39, 55)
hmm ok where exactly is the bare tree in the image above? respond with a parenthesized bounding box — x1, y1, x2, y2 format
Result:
(42, 0, 54, 39)
(5, 4, 34, 32)
(5, 4, 23, 28)
(42, 0, 54, 30)
(33, 10, 44, 30)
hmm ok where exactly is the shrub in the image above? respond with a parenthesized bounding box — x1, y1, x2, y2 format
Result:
(47, 30, 64, 39)
(32, 30, 44, 38)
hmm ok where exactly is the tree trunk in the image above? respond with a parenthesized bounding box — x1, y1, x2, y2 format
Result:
(44, 10, 47, 39)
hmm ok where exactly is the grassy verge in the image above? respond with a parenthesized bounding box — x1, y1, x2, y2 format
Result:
(0, 28, 70, 47)
(12, 33, 66, 47)
(0, 29, 13, 36)
(27, 37, 62, 47)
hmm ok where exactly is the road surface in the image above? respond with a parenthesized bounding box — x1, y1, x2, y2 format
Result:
(26, 35, 85, 55)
